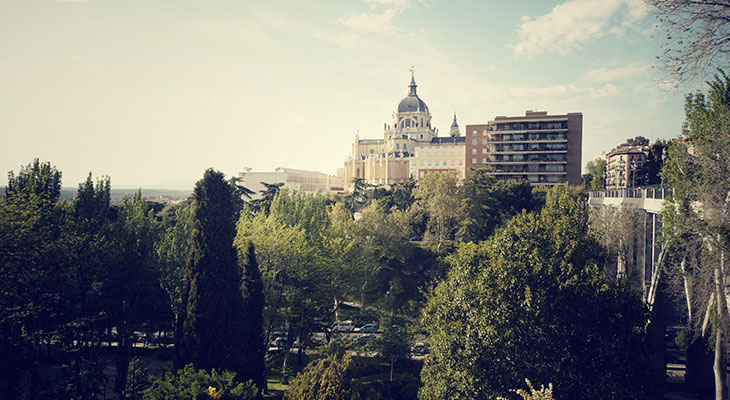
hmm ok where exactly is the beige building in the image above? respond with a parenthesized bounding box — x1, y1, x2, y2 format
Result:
(465, 111, 583, 186)
(238, 167, 343, 199)
(410, 114, 466, 179)
(605, 146, 647, 189)
(344, 73, 465, 190)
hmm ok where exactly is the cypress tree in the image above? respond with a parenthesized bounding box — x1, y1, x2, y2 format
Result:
(239, 241, 266, 392)
(175, 169, 249, 382)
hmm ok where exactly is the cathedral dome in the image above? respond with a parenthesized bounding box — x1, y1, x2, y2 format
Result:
(397, 73, 430, 114)
(398, 96, 429, 113)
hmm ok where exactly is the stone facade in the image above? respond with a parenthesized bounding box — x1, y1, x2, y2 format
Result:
(605, 146, 647, 189)
(344, 73, 465, 190)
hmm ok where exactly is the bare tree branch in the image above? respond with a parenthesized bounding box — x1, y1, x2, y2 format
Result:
(647, 0, 730, 87)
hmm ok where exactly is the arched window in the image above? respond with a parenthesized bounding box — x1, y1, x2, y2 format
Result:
(396, 143, 400, 150)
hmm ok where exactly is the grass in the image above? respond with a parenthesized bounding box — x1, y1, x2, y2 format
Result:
(263, 376, 288, 399)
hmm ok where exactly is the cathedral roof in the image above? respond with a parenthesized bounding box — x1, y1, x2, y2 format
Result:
(397, 73, 430, 114)
(431, 136, 465, 144)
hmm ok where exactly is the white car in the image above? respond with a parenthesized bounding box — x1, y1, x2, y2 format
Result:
(332, 320, 355, 332)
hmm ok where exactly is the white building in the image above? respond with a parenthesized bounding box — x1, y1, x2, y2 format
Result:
(238, 167, 344, 199)
(343, 72, 464, 190)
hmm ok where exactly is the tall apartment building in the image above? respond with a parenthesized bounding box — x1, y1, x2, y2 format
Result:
(605, 146, 647, 189)
(465, 111, 583, 186)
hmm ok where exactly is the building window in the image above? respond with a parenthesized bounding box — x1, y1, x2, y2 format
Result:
(370, 149, 374, 154)
(472, 149, 477, 155)
(482, 148, 487, 154)
(482, 139, 488, 145)
(396, 143, 400, 150)
(482, 157, 487, 164)
(472, 139, 477, 145)
(472, 158, 477, 164)
(483, 130, 488, 136)
(472, 130, 477, 136)
(403, 144, 407, 150)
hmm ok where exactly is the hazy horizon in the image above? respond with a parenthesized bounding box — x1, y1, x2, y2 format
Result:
(3, 0, 691, 189)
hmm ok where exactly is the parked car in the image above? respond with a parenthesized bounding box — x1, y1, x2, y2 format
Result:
(332, 320, 355, 332)
(357, 323, 378, 333)
(355, 334, 378, 345)
(272, 336, 289, 348)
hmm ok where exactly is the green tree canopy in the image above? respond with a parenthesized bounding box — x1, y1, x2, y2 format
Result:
(144, 364, 256, 400)
(583, 157, 606, 191)
(176, 169, 254, 385)
(5, 158, 62, 205)
(284, 353, 376, 400)
(660, 71, 730, 399)
(420, 185, 658, 400)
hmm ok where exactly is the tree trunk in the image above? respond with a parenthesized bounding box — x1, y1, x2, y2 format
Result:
(116, 302, 130, 398)
(713, 260, 727, 400)
(680, 255, 693, 322)
(360, 281, 367, 317)
(333, 295, 340, 322)
(617, 252, 626, 279)
(281, 348, 289, 385)
(390, 359, 394, 382)
(647, 247, 667, 311)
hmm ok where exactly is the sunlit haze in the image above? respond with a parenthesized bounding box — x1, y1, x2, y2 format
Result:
(2, 0, 686, 189)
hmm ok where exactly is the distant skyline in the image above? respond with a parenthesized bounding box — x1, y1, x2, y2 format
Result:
(2, 0, 693, 189)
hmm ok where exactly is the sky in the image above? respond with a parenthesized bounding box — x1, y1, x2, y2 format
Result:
(1, 0, 693, 189)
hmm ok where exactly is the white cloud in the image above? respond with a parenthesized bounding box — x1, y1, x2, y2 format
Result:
(512, 0, 648, 58)
(582, 62, 651, 83)
(337, 8, 400, 34)
(364, 0, 415, 9)
(333, 0, 422, 48)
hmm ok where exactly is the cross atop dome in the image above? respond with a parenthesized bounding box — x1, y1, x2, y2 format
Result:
(409, 66, 417, 96)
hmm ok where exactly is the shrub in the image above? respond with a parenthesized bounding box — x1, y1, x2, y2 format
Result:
(143, 364, 256, 400)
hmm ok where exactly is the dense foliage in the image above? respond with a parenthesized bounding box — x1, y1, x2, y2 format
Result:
(660, 71, 730, 398)
(419, 186, 659, 400)
(143, 364, 256, 400)
(176, 169, 262, 389)
(1, 157, 657, 399)
(283, 352, 375, 400)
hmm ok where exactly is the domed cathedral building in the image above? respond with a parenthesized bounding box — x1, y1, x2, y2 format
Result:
(343, 71, 465, 191)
